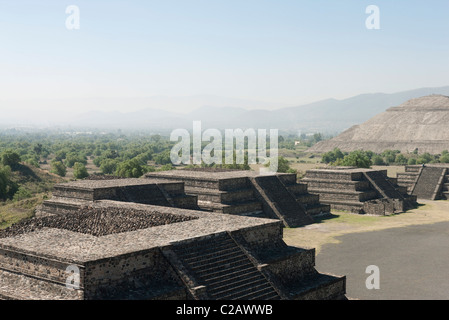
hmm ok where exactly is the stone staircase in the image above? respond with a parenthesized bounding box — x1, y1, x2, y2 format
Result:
(40, 179, 198, 217)
(277, 174, 331, 217)
(303, 168, 416, 215)
(163, 233, 281, 300)
(145, 170, 331, 227)
(442, 172, 449, 200)
(412, 167, 448, 200)
(162, 232, 346, 300)
(249, 175, 314, 227)
(146, 171, 264, 217)
(397, 165, 422, 194)
(398, 165, 449, 200)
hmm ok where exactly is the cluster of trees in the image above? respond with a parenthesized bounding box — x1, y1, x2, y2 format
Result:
(321, 148, 449, 168)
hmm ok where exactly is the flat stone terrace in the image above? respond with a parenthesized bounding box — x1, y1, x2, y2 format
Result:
(40, 178, 198, 217)
(1, 201, 278, 263)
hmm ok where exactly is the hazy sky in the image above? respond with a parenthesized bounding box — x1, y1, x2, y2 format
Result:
(1, 0, 449, 114)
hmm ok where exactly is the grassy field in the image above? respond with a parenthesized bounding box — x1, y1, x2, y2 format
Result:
(0, 195, 46, 229)
(284, 200, 449, 254)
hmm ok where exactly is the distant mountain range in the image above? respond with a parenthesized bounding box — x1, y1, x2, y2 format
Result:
(2, 86, 449, 134)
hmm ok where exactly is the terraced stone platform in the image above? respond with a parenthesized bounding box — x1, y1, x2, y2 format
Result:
(0, 201, 346, 300)
(397, 165, 449, 200)
(39, 178, 198, 217)
(303, 168, 417, 215)
(145, 169, 331, 227)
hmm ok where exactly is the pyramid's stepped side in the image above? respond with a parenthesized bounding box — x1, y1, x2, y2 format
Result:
(0, 202, 346, 300)
(397, 165, 449, 200)
(39, 179, 198, 217)
(302, 169, 378, 214)
(145, 170, 330, 227)
(302, 169, 416, 215)
(146, 171, 264, 217)
(277, 174, 331, 217)
(162, 231, 346, 300)
(308, 95, 449, 154)
(412, 167, 448, 200)
(443, 171, 449, 200)
(397, 165, 422, 194)
(0, 245, 188, 300)
(249, 175, 314, 227)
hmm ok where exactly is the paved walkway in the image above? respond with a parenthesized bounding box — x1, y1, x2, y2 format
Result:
(316, 221, 449, 300)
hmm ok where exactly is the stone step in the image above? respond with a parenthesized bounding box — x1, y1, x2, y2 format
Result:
(197, 200, 263, 215)
(288, 273, 346, 300)
(308, 188, 378, 202)
(192, 258, 251, 277)
(295, 193, 320, 205)
(221, 283, 279, 300)
(171, 233, 280, 300)
(212, 278, 276, 300)
(189, 253, 248, 272)
(204, 265, 259, 286)
(145, 173, 251, 191)
(41, 197, 89, 215)
(405, 165, 422, 173)
(0, 269, 82, 300)
(363, 171, 404, 200)
(412, 167, 447, 200)
(305, 203, 331, 216)
(176, 238, 236, 259)
(171, 195, 199, 209)
(52, 186, 95, 201)
(276, 173, 298, 186)
(442, 183, 449, 192)
(320, 200, 364, 214)
(185, 186, 255, 204)
(250, 175, 313, 227)
(207, 273, 264, 295)
(284, 183, 308, 196)
(305, 170, 364, 182)
(397, 172, 420, 179)
(301, 178, 370, 191)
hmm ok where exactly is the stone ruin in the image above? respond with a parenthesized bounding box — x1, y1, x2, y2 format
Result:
(303, 167, 418, 215)
(0, 170, 346, 300)
(397, 164, 449, 201)
(145, 169, 331, 227)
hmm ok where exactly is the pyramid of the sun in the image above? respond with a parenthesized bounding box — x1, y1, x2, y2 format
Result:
(309, 95, 449, 154)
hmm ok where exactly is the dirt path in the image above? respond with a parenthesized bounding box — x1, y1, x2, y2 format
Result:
(284, 200, 449, 254)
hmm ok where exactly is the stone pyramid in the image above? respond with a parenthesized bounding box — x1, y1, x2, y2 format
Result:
(309, 95, 449, 154)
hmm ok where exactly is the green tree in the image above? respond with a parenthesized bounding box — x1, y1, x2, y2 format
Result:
(73, 162, 89, 179)
(416, 153, 433, 164)
(372, 155, 385, 165)
(0, 166, 18, 200)
(321, 148, 344, 164)
(115, 159, 146, 178)
(51, 160, 67, 177)
(395, 154, 408, 165)
(408, 158, 417, 165)
(440, 153, 449, 163)
(335, 150, 372, 168)
(1, 150, 21, 170)
(13, 187, 32, 202)
(100, 159, 119, 174)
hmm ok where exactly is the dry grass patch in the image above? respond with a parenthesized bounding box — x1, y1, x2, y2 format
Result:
(284, 200, 449, 254)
